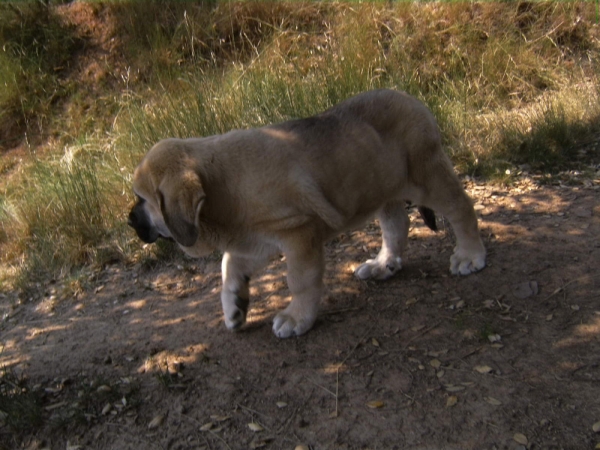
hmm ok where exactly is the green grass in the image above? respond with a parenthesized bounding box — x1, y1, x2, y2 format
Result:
(4, 142, 130, 294)
(497, 88, 600, 170)
(0, 1, 599, 292)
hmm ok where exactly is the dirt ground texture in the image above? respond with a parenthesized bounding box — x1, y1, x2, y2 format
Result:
(1, 172, 599, 450)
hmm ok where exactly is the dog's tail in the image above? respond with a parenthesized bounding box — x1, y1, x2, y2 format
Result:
(418, 206, 437, 231)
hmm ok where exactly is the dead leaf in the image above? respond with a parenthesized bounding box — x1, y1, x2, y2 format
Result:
(148, 414, 165, 429)
(101, 403, 112, 415)
(436, 370, 445, 379)
(488, 334, 502, 343)
(430, 359, 441, 369)
(484, 396, 502, 406)
(513, 433, 528, 445)
(546, 314, 553, 321)
(252, 437, 275, 449)
(446, 396, 458, 407)
(200, 422, 213, 431)
(250, 439, 268, 449)
(44, 401, 67, 411)
(498, 315, 516, 322)
(210, 415, 231, 422)
(367, 400, 384, 409)
(513, 281, 538, 299)
(371, 338, 380, 347)
(444, 385, 465, 393)
(295, 446, 310, 450)
(248, 422, 264, 432)
(276, 401, 288, 409)
(593, 421, 600, 433)
(483, 299, 495, 309)
(463, 329, 477, 340)
(571, 305, 580, 311)
(474, 365, 493, 374)
(406, 297, 418, 306)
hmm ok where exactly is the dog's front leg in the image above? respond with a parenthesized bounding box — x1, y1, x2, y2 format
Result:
(273, 233, 324, 338)
(221, 252, 268, 330)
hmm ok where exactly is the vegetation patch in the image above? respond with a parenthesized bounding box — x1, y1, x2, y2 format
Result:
(0, 0, 599, 293)
(0, 2, 83, 148)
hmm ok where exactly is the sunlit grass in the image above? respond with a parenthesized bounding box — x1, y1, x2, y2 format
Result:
(4, 143, 128, 291)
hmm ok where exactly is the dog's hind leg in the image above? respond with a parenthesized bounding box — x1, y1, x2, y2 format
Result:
(273, 227, 325, 338)
(437, 192, 485, 275)
(420, 161, 486, 275)
(354, 199, 409, 280)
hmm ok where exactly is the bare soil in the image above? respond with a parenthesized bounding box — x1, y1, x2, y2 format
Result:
(1, 175, 599, 450)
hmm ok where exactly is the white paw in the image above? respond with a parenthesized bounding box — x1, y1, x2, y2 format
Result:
(354, 256, 402, 280)
(223, 296, 249, 330)
(450, 249, 486, 275)
(272, 310, 316, 338)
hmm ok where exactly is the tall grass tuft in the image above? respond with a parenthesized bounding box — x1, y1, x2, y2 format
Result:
(12, 145, 125, 290)
(118, 66, 381, 162)
(494, 85, 600, 172)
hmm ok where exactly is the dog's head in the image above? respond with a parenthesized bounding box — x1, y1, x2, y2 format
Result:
(128, 139, 209, 254)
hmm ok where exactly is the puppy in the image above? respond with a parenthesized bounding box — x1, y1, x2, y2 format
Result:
(128, 89, 486, 338)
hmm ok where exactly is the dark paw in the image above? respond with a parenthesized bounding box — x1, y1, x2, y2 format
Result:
(226, 295, 249, 330)
(234, 295, 249, 316)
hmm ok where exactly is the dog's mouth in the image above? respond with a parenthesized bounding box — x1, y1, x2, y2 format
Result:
(129, 224, 159, 244)
(128, 212, 175, 244)
(127, 207, 161, 244)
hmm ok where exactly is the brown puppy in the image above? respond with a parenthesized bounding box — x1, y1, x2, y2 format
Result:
(128, 89, 486, 338)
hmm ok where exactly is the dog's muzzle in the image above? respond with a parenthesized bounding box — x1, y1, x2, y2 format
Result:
(128, 201, 160, 244)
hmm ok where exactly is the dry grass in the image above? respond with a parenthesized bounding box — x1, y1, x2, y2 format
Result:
(0, 1, 598, 294)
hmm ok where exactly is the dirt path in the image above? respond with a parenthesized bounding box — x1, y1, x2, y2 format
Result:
(1, 177, 599, 450)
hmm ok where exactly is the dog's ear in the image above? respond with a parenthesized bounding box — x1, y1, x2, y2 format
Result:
(157, 170, 205, 247)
